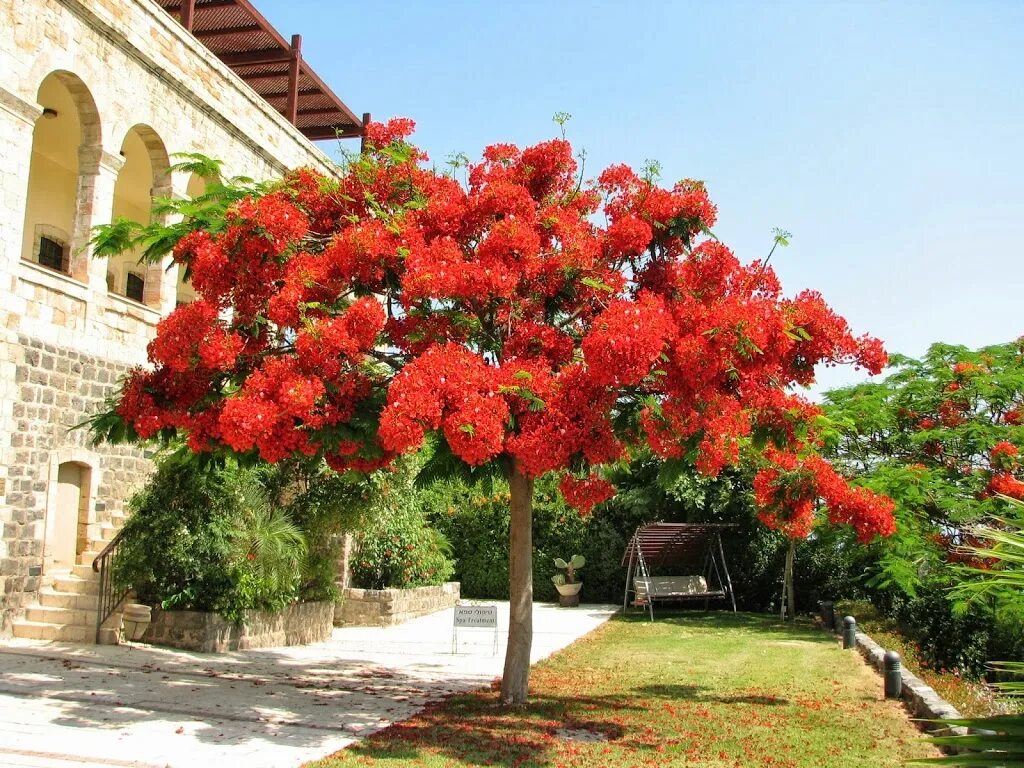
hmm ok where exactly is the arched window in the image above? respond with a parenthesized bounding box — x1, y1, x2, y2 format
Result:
(21, 72, 101, 280)
(108, 125, 170, 307)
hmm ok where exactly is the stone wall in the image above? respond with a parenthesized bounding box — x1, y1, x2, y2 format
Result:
(1, 335, 152, 631)
(0, 0, 355, 636)
(335, 583, 461, 627)
(142, 601, 334, 653)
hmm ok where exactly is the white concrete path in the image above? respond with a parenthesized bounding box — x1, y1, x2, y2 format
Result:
(0, 602, 616, 768)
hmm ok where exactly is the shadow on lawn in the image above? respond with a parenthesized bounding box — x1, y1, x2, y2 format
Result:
(324, 679, 792, 767)
(318, 688, 655, 767)
(638, 683, 789, 706)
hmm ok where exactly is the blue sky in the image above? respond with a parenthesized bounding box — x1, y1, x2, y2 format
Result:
(261, 1, 1023, 394)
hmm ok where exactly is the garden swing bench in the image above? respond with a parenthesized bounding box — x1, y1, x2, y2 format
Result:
(622, 523, 738, 620)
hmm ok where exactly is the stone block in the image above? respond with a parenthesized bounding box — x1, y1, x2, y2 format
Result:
(335, 582, 460, 627)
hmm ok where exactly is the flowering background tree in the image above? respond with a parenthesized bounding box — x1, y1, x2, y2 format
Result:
(91, 119, 894, 704)
(819, 340, 1024, 676)
(823, 340, 1024, 596)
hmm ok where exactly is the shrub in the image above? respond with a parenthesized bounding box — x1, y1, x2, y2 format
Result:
(350, 457, 455, 590)
(113, 454, 308, 622)
(429, 486, 510, 598)
(282, 461, 377, 602)
(350, 506, 454, 589)
(426, 474, 628, 603)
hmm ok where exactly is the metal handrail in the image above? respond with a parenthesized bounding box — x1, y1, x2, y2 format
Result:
(92, 528, 129, 644)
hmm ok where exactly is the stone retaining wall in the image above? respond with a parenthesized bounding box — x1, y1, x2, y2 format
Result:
(142, 601, 333, 653)
(335, 582, 460, 627)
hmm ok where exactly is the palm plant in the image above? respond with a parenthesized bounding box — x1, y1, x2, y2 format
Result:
(911, 496, 1024, 766)
(229, 474, 307, 609)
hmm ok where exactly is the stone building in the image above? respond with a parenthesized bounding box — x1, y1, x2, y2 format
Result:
(0, 0, 364, 640)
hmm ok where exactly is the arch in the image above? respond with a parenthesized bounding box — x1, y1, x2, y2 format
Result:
(185, 171, 207, 199)
(108, 124, 171, 308)
(174, 171, 208, 306)
(20, 70, 102, 278)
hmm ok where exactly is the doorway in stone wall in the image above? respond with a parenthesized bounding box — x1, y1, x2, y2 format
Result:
(45, 461, 91, 573)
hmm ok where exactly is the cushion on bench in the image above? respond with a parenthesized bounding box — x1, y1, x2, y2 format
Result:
(634, 575, 708, 599)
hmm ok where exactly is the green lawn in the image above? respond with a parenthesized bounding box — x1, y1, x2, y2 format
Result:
(308, 612, 940, 767)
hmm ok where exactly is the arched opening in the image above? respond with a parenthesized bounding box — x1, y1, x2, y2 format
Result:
(20, 72, 101, 280)
(174, 172, 207, 306)
(45, 461, 92, 572)
(108, 125, 170, 308)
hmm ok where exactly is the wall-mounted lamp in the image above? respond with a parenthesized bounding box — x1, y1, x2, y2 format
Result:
(41, 107, 58, 120)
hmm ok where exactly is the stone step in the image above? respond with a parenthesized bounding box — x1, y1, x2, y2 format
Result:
(38, 587, 97, 611)
(52, 575, 98, 595)
(11, 620, 91, 643)
(25, 605, 93, 627)
(71, 564, 98, 580)
(76, 551, 101, 566)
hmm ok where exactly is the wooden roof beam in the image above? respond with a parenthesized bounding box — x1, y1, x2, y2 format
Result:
(296, 106, 346, 117)
(236, 71, 289, 85)
(193, 24, 263, 39)
(164, 0, 237, 9)
(257, 87, 320, 100)
(302, 125, 364, 141)
(218, 47, 290, 66)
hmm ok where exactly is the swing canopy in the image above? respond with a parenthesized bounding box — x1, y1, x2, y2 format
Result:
(622, 522, 738, 618)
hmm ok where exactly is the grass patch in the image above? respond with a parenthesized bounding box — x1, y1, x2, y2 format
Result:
(307, 611, 938, 767)
(834, 599, 1010, 718)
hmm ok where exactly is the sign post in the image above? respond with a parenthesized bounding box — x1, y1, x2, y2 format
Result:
(452, 603, 499, 654)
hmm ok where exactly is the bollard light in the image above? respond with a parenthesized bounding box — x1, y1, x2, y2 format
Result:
(842, 615, 857, 649)
(884, 650, 902, 698)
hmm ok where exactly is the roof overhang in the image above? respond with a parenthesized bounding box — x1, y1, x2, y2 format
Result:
(157, 0, 365, 141)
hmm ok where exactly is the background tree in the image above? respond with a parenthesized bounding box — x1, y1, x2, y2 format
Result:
(820, 340, 1024, 674)
(822, 340, 1024, 598)
(90, 118, 893, 704)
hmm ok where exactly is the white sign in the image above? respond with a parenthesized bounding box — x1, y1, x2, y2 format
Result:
(453, 604, 498, 628)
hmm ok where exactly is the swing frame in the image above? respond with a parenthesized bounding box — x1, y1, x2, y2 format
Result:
(622, 523, 738, 620)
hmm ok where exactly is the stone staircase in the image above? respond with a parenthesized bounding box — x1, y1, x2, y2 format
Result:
(11, 514, 127, 644)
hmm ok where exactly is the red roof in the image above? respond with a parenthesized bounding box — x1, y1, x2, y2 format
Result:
(157, 0, 365, 141)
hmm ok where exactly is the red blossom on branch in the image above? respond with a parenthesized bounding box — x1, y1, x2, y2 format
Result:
(105, 118, 892, 542)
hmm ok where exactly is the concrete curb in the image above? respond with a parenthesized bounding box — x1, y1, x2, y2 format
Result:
(823, 611, 968, 739)
(852, 630, 968, 738)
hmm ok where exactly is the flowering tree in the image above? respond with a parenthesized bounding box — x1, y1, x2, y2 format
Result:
(822, 340, 1024, 598)
(92, 119, 895, 704)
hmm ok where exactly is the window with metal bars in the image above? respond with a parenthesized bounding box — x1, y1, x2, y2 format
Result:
(37, 236, 68, 273)
(125, 272, 145, 302)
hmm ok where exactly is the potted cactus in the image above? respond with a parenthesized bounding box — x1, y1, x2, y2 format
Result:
(551, 555, 585, 607)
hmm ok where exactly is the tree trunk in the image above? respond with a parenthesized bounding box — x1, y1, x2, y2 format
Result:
(500, 461, 534, 705)
(784, 539, 796, 621)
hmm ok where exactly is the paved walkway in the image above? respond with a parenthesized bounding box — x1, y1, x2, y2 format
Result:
(0, 602, 616, 768)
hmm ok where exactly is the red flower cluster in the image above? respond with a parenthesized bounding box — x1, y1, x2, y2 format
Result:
(754, 451, 896, 542)
(984, 441, 1024, 499)
(110, 118, 893, 539)
(558, 475, 616, 515)
(991, 441, 1020, 467)
(148, 300, 244, 373)
(988, 473, 1024, 500)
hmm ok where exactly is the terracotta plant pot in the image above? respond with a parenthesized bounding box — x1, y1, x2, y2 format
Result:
(554, 581, 583, 607)
(121, 603, 152, 642)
